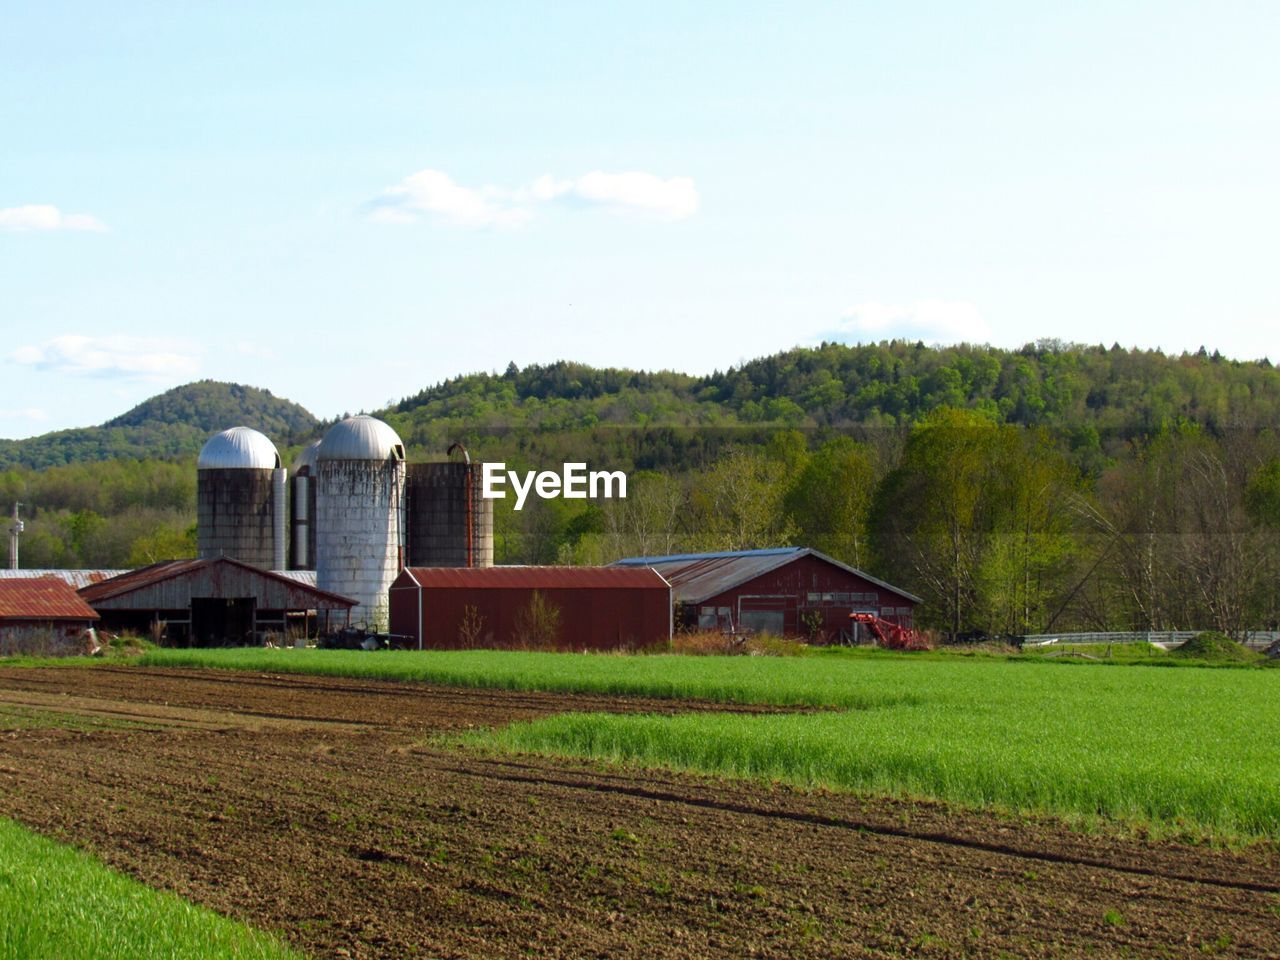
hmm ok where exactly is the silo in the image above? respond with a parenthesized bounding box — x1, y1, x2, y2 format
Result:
(290, 440, 321, 570)
(406, 457, 495, 568)
(196, 427, 287, 570)
(314, 416, 406, 630)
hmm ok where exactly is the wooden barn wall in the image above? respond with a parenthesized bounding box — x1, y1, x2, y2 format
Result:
(390, 585, 671, 651)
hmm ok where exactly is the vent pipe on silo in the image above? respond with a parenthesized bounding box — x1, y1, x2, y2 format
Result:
(290, 440, 320, 571)
(272, 467, 287, 571)
(7, 502, 22, 571)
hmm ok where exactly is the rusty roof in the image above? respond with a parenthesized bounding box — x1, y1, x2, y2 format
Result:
(79, 556, 357, 608)
(0, 569, 129, 589)
(0, 577, 100, 621)
(397, 566, 670, 590)
(611, 547, 922, 605)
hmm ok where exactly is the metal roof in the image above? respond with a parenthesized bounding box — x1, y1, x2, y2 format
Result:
(318, 415, 405, 462)
(79, 556, 356, 608)
(292, 439, 322, 474)
(0, 577, 100, 621)
(271, 570, 318, 587)
(398, 566, 670, 590)
(0, 569, 129, 589)
(197, 426, 281, 470)
(611, 547, 922, 605)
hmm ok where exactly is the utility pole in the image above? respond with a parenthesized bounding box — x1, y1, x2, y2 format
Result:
(7, 502, 23, 570)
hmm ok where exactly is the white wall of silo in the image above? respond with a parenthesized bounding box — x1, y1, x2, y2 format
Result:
(315, 460, 404, 630)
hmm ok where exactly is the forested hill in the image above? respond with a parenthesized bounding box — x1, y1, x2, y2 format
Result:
(0, 381, 318, 470)
(380, 341, 1280, 452)
(5, 342, 1279, 470)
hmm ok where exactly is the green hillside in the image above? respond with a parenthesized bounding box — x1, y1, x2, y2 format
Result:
(0, 381, 318, 470)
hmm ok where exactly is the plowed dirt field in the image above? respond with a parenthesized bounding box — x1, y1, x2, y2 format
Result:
(1, 666, 1277, 959)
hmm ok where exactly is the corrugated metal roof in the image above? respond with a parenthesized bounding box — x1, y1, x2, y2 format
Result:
(399, 566, 669, 590)
(0, 569, 129, 589)
(198, 426, 281, 470)
(271, 570, 317, 587)
(318, 415, 404, 462)
(79, 557, 356, 608)
(613, 547, 805, 565)
(611, 547, 922, 605)
(0, 577, 100, 621)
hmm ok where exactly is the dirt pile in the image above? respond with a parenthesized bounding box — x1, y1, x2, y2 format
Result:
(1171, 631, 1259, 663)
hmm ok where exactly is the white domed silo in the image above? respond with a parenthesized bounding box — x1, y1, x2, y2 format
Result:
(197, 427, 287, 570)
(315, 416, 406, 630)
(290, 440, 321, 570)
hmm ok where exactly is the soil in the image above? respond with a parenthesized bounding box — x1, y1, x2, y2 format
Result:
(1, 665, 1277, 959)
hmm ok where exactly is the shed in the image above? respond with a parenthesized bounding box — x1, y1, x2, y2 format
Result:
(611, 547, 921, 642)
(389, 566, 671, 651)
(79, 556, 357, 646)
(0, 577, 100, 656)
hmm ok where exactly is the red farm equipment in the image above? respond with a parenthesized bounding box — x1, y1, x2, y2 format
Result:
(848, 612, 932, 651)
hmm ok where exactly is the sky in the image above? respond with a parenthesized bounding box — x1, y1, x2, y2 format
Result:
(2, 1, 1278, 439)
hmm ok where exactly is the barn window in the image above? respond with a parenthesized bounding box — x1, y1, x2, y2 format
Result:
(881, 606, 895, 617)
(807, 592, 821, 603)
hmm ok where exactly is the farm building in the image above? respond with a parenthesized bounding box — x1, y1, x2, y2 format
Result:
(0, 576, 100, 656)
(611, 547, 921, 642)
(79, 556, 357, 645)
(389, 566, 671, 651)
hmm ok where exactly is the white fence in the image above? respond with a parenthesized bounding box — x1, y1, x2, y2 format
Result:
(1020, 631, 1280, 652)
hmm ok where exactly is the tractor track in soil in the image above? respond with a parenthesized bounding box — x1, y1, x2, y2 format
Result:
(1, 666, 1277, 959)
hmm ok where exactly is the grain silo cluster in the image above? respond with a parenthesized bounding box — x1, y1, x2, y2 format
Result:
(195, 416, 493, 630)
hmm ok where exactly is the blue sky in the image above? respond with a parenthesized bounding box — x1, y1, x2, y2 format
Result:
(2, 1, 1277, 439)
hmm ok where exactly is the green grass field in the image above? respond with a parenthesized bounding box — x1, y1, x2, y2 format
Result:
(0, 818, 302, 960)
(138, 647, 925, 708)
(136, 646, 1280, 838)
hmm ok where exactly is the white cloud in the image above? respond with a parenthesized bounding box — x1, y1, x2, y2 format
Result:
(368, 169, 532, 229)
(525, 171, 699, 219)
(9, 336, 201, 380)
(0, 204, 107, 233)
(369, 168, 698, 227)
(828, 300, 992, 345)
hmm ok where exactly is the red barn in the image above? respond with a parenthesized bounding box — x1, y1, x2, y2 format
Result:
(389, 566, 671, 651)
(0, 577, 100, 656)
(611, 548, 920, 642)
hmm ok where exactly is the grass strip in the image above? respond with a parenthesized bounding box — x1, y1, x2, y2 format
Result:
(138, 647, 925, 709)
(0, 818, 303, 960)
(451, 657, 1280, 839)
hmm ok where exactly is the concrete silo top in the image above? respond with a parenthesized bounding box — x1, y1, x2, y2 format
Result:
(318, 415, 405, 462)
(293, 439, 323, 474)
(197, 426, 282, 470)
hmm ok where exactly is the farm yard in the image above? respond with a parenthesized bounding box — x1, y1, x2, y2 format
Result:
(1, 654, 1279, 958)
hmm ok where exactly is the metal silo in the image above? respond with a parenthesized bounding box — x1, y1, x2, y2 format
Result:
(290, 440, 321, 571)
(405, 447, 494, 568)
(314, 415, 406, 630)
(196, 427, 287, 570)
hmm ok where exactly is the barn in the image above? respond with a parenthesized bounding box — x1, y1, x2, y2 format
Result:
(389, 566, 671, 651)
(0, 577, 100, 656)
(79, 556, 357, 645)
(611, 547, 921, 642)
